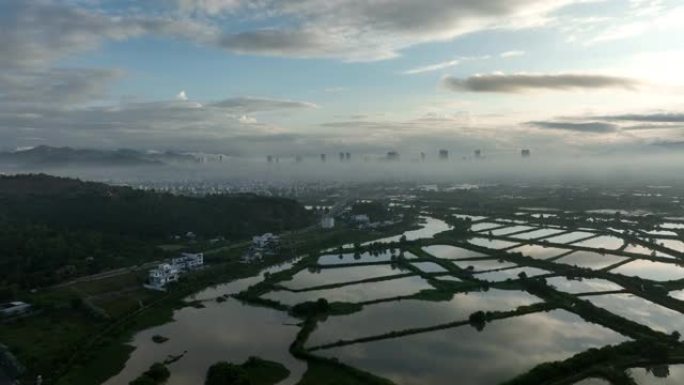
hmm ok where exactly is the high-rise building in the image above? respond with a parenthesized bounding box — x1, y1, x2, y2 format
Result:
(521, 149, 531, 158)
(439, 149, 449, 160)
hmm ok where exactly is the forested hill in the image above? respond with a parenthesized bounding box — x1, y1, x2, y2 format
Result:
(0, 174, 313, 238)
(0, 174, 313, 288)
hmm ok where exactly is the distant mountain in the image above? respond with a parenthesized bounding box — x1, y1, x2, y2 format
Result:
(0, 146, 199, 167)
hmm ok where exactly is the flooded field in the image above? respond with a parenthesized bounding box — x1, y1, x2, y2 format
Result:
(105, 211, 684, 385)
(307, 289, 540, 347)
(423, 245, 489, 259)
(103, 297, 307, 385)
(317, 310, 626, 385)
(263, 275, 434, 304)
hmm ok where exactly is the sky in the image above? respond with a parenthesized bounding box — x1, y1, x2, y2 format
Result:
(2, 0, 684, 158)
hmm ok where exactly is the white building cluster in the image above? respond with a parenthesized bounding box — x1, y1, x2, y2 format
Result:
(242, 233, 281, 263)
(145, 252, 204, 291)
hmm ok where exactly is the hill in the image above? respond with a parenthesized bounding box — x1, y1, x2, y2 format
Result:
(0, 174, 314, 288)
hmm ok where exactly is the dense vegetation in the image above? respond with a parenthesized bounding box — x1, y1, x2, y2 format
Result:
(205, 357, 289, 385)
(129, 363, 170, 385)
(0, 174, 313, 289)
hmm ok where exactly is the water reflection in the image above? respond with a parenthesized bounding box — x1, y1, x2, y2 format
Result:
(423, 245, 489, 260)
(283, 264, 409, 290)
(363, 217, 451, 245)
(507, 244, 569, 260)
(612, 259, 684, 281)
(411, 262, 448, 273)
(317, 251, 393, 265)
(507, 228, 566, 240)
(307, 289, 540, 347)
(263, 275, 434, 305)
(467, 237, 521, 250)
(546, 276, 623, 294)
(474, 267, 550, 282)
(103, 298, 306, 385)
(189, 260, 298, 302)
(572, 378, 611, 385)
(573, 236, 626, 250)
(318, 310, 627, 385)
(584, 294, 684, 333)
(470, 222, 503, 232)
(628, 364, 684, 384)
(451, 258, 517, 272)
(555, 251, 627, 270)
(489, 226, 537, 236)
(544, 231, 596, 244)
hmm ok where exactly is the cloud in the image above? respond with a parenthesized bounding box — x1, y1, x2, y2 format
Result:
(177, 0, 590, 61)
(176, 90, 189, 101)
(442, 73, 642, 93)
(500, 50, 526, 58)
(209, 97, 318, 113)
(0, 68, 122, 107)
(596, 112, 684, 123)
(403, 59, 461, 75)
(0, 0, 217, 70)
(527, 120, 619, 133)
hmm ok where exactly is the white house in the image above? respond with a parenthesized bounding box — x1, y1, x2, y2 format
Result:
(321, 215, 335, 229)
(0, 301, 31, 317)
(252, 233, 279, 248)
(172, 252, 204, 271)
(145, 252, 204, 291)
(146, 264, 180, 291)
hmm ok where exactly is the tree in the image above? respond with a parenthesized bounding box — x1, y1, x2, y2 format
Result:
(205, 362, 250, 385)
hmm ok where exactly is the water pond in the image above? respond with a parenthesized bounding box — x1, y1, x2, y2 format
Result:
(554, 251, 627, 270)
(507, 244, 571, 260)
(467, 237, 521, 250)
(411, 262, 449, 273)
(307, 288, 541, 347)
(422, 245, 490, 260)
(263, 275, 434, 305)
(544, 231, 596, 245)
(584, 294, 684, 333)
(573, 236, 626, 250)
(316, 309, 627, 385)
(282, 264, 410, 290)
(545, 276, 623, 294)
(451, 258, 517, 272)
(474, 267, 551, 282)
(611, 259, 684, 281)
(507, 228, 566, 240)
(103, 297, 306, 385)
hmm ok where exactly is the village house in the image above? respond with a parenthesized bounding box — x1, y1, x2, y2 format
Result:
(145, 252, 204, 291)
(242, 233, 281, 263)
